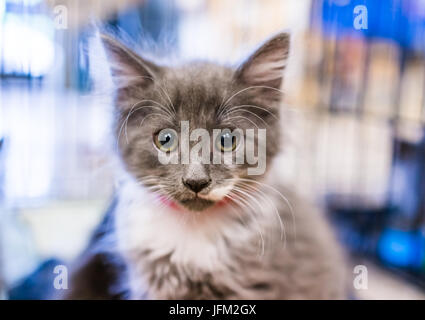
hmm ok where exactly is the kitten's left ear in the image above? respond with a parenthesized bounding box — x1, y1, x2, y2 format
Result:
(235, 33, 290, 90)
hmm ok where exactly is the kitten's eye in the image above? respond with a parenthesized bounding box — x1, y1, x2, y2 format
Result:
(154, 129, 178, 152)
(216, 130, 238, 152)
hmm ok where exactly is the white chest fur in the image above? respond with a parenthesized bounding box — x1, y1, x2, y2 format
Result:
(112, 178, 346, 299)
(114, 179, 255, 274)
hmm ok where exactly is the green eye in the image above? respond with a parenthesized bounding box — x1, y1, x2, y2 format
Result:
(216, 130, 238, 152)
(154, 129, 178, 152)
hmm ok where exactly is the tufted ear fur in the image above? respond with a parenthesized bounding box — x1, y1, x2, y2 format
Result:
(235, 33, 290, 90)
(100, 34, 162, 88)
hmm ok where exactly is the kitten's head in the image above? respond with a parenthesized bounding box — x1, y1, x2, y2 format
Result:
(102, 32, 289, 212)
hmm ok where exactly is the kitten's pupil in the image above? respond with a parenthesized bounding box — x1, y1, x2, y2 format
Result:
(161, 134, 171, 146)
(220, 132, 235, 151)
(221, 135, 230, 147)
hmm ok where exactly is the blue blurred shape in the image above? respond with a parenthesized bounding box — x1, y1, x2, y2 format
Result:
(317, 0, 425, 52)
(8, 258, 64, 300)
(378, 228, 425, 269)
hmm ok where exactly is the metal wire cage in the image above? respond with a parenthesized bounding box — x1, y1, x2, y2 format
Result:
(302, 0, 425, 285)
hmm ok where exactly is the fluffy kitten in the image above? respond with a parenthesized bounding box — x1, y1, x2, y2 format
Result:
(64, 32, 347, 299)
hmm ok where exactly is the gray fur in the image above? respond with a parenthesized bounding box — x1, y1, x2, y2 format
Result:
(99, 32, 347, 299)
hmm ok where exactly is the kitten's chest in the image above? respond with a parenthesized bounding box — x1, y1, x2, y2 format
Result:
(117, 207, 230, 298)
(115, 196, 250, 271)
(114, 192, 269, 299)
(113, 180, 288, 299)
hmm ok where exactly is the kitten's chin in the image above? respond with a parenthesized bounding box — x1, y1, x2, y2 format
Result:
(179, 197, 216, 212)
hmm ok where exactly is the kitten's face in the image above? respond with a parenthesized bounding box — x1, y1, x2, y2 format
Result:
(102, 33, 289, 211)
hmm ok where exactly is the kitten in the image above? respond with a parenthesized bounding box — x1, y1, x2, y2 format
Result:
(64, 32, 347, 299)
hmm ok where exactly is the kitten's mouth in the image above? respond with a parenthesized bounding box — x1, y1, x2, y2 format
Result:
(158, 184, 233, 212)
(159, 194, 228, 212)
(179, 197, 216, 211)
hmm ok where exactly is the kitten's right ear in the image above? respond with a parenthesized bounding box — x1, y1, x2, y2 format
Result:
(235, 32, 290, 90)
(100, 34, 161, 87)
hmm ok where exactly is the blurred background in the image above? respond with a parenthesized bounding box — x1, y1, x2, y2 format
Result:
(1, 0, 425, 299)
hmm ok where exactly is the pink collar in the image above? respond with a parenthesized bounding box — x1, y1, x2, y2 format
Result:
(158, 195, 181, 210)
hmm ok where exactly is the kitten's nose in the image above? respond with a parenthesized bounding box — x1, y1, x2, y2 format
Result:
(183, 178, 211, 193)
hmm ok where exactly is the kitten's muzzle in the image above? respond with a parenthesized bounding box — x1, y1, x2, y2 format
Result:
(182, 177, 211, 193)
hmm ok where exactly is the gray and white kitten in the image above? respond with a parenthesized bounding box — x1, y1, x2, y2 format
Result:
(65, 32, 347, 299)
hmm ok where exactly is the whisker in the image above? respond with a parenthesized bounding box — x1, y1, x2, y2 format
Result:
(220, 104, 279, 121)
(119, 75, 176, 115)
(221, 115, 259, 129)
(232, 178, 297, 240)
(124, 108, 172, 144)
(138, 113, 173, 130)
(234, 182, 286, 245)
(228, 189, 265, 256)
(222, 109, 269, 127)
(134, 99, 175, 118)
(232, 185, 285, 249)
(117, 101, 171, 149)
(217, 85, 284, 118)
